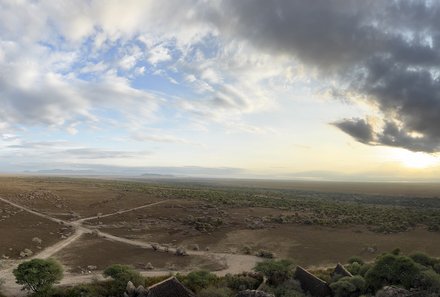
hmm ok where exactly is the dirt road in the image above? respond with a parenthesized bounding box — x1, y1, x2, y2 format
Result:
(0, 196, 261, 297)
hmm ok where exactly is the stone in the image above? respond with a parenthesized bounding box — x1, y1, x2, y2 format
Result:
(236, 290, 275, 297)
(145, 262, 154, 270)
(19, 249, 33, 257)
(32, 237, 42, 244)
(126, 281, 136, 295)
(375, 286, 412, 297)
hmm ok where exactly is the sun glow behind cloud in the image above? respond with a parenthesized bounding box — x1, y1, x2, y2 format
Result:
(393, 150, 440, 169)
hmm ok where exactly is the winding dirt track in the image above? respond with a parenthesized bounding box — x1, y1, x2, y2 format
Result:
(0, 196, 260, 297)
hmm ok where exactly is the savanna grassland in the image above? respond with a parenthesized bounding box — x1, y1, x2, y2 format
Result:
(1, 175, 440, 272)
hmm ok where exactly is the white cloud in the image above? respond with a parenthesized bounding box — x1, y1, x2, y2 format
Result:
(148, 44, 172, 65)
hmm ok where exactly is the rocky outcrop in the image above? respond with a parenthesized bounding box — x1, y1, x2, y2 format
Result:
(236, 290, 275, 297)
(375, 286, 429, 297)
(124, 281, 149, 297)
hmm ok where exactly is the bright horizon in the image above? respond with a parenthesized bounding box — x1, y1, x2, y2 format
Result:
(1, 1, 440, 181)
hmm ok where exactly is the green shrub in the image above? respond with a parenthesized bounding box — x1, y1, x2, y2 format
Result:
(198, 286, 233, 297)
(347, 262, 362, 275)
(256, 250, 275, 259)
(179, 270, 218, 292)
(224, 274, 260, 291)
(103, 264, 144, 295)
(330, 276, 365, 297)
(365, 253, 420, 292)
(273, 279, 305, 297)
(410, 252, 436, 268)
(347, 256, 364, 265)
(358, 263, 371, 277)
(254, 259, 295, 286)
(417, 269, 440, 293)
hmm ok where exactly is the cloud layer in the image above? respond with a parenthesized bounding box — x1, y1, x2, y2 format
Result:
(1, 0, 440, 172)
(208, 0, 440, 152)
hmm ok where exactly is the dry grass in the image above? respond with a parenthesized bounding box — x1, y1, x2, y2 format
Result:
(53, 234, 224, 273)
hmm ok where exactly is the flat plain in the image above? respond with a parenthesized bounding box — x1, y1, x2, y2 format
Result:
(2, 175, 440, 276)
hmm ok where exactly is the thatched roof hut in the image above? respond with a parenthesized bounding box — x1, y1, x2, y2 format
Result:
(332, 263, 353, 278)
(146, 276, 195, 297)
(294, 266, 332, 297)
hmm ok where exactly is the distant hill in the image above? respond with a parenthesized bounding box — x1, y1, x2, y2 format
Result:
(141, 173, 175, 178)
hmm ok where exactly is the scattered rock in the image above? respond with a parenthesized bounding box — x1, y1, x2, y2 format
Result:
(135, 285, 148, 296)
(19, 249, 33, 257)
(176, 246, 187, 256)
(87, 265, 97, 270)
(124, 282, 149, 297)
(126, 281, 136, 295)
(375, 286, 412, 297)
(189, 244, 199, 251)
(366, 246, 378, 253)
(145, 262, 154, 270)
(32, 237, 42, 245)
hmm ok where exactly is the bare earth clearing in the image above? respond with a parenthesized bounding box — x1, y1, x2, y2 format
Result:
(1, 176, 440, 296)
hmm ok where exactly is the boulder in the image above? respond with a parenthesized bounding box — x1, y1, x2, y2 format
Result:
(19, 249, 33, 257)
(375, 286, 412, 297)
(236, 290, 275, 297)
(135, 285, 149, 297)
(145, 262, 154, 270)
(126, 281, 136, 295)
(32, 237, 42, 244)
(189, 244, 199, 251)
(176, 246, 187, 256)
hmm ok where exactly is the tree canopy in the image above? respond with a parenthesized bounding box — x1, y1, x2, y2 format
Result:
(13, 258, 63, 295)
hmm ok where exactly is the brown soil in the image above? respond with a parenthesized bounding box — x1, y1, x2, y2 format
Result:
(2, 175, 440, 269)
(53, 234, 225, 273)
(0, 201, 63, 259)
(0, 176, 161, 218)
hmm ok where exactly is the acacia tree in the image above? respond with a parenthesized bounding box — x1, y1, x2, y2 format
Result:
(13, 258, 63, 295)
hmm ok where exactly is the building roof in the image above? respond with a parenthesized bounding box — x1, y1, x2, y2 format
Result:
(332, 263, 353, 278)
(147, 276, 196, 297)
(294, 266, 332, 297)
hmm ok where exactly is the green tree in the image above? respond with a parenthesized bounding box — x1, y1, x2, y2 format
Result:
(224, 274, 260, 291)
(365, 253, 420, 292)
(179, 270, 217, 292)
(198, 286, 233, 297)
(13, 258, 63, 295)
(330, 275, 365, 297)
(409, 252, 436, 268)
(417, 269, 440, 293)
(103, 264, 144, 294)
(254, 259, 295, 286)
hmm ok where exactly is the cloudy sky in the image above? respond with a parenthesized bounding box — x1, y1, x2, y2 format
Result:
(1, 0, 440, 180)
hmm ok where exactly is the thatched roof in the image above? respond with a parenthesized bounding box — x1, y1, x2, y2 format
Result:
(294, 266, 332, 297)
(147, 276, 196, 297)
(332, 263, 353, 278)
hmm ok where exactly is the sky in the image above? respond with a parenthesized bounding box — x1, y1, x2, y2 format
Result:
(1, 0, 440, 181)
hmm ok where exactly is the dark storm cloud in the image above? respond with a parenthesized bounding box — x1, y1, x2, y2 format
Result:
(333, 119, 373, 144)
(212, 0, 440, 152)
